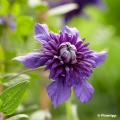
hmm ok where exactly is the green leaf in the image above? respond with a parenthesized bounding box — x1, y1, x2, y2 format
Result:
(0, 0, 9, 15)
(0, 81, 29, 115)
(0, 46, 5, 73)
(34, 4, 48, 12)
(0, 99, 3, 108)
(2, 73, 30, 87)
(6, 114, 29, 120)
(17, 16, 34, 36)
(11, 3, 20, 16)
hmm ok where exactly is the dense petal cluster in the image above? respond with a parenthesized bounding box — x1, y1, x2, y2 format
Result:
(46, 0, 104, 22)
(0, 15, 16, 30)
(15, 23, 107, 107)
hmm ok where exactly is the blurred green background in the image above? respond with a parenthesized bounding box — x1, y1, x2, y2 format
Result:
(0, 0, 120, 120)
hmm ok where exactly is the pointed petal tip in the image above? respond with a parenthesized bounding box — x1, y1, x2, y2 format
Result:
(98, 50, 108, 60)
(35, 23, 48, 31)
(34, 23, 50, 43)
(93, 50, 107, 67)
(13, 53, 48, 69)
(12, 56, 24, 61)
(61, 25, 80, 35)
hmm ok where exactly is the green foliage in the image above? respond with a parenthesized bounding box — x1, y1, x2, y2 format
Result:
(11, 3, 20, 16)
(0, 0, 9, 15)
(33, 4, 48, 12)
(2, 73, 30, 87)
(17, 16, 34, 36)
(0, 81, 29, 115)
(104, 0, 120, 36)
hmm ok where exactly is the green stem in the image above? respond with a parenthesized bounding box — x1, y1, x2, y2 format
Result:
(65, 99, 80, 120)
(7, 67, 44, 81)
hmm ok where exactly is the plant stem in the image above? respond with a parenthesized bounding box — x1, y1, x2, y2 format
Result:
(65, 99, 80, 120)
(7, 66, 44, 81)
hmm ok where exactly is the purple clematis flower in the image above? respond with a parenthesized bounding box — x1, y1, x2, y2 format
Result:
(46, 0, 104, 22)
(0, 15, 16, 30)
(15, 23, 107, 107)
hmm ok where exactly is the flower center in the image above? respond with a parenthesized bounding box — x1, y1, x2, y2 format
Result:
(59, 42, 77, 64)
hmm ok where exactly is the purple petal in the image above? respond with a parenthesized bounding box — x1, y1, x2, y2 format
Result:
(94, 0, 106, 10)
(9, 21, 16, 30)
(48, 0, 71, 8)
(0, 17, 5, 24)
(93, 51, 107, 67)
(34, 23, 51, 43)
(47, 80, 71, 107)
(49, 32, 60, 43)
(61, 26, 79, 38)
(74, 81, 94, 103)
(14, 52, 48, 69)
(8, 15, 16, 30)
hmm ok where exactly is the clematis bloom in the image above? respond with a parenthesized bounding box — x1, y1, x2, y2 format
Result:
(46, 0, 104, 22)
(15, 23, 107, 107)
